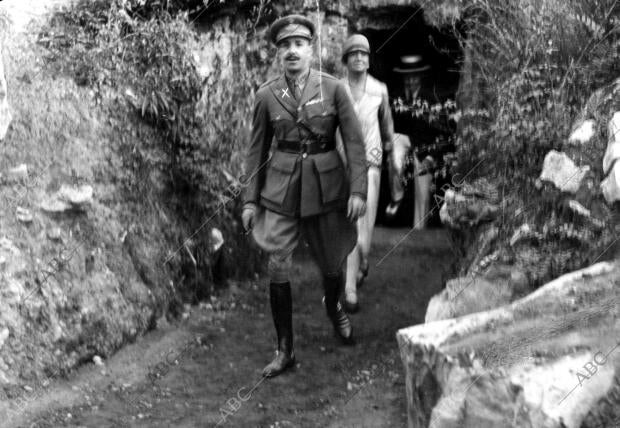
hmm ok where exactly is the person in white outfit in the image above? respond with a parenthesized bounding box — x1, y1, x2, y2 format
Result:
(338, 34, 394, 313)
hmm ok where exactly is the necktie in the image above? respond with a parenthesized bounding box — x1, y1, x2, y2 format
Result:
(294, 81, 303, 100)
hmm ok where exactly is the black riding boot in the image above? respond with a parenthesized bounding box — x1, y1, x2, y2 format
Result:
(322, 273, 355, 345)
(262, 281, 295, 377)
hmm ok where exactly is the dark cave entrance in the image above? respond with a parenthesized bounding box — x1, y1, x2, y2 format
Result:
(353, 8, 464, 227)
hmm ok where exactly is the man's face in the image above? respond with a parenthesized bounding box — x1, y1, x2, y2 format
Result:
(277, 36, 313, 75)
(403, 74, 421, 94)
(345, 50, 369, 74)
(403, 73, 422, 101)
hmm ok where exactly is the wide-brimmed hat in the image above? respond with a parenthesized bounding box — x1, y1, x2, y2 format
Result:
(341, 34, 370, 63)
(269, 14, 315, 45)
(393, 55, 430, 73)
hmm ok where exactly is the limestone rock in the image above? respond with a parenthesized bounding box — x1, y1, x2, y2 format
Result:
(425, 275, 512, 322)
(601, 112, 620, 204)
(439, 181, 500, 229)
(539, 150, 589, 193)
(425, 264, 526, 323)
(568, 119, 596, 144)
(0, 43, 11, 140)
(601, 165, 620, 204)
(509, 223, 540, 246)
(47, 227, 62, 241)
(16, 207, 32, 223)
(211, 227, 224, 252)
(0, 237, 20, 255)
(7, 164, 27, 180)
(603, 112, 620, 174)
(398, 261, 620, 428)
(58, 184, 93, 206)
(40, 197, 72, 213)
(0, 237, 27, 278)
(567, 200, 605, 229)
(0, 327, 9, 350)
(40, 184, 93, 213)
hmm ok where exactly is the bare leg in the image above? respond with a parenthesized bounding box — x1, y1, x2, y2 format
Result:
(344, 240, 361, 310)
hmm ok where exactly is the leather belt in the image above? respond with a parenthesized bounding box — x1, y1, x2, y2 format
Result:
(276, 140, 335, 155)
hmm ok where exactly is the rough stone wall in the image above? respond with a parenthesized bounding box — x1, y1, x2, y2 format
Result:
(397, 261, 620, 428)
(0, 0, 176, 396)
(193, 0, 469, 101)
(193, 7, 350, 83)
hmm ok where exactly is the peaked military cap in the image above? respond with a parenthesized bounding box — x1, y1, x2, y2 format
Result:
(269, 14, 315, 45)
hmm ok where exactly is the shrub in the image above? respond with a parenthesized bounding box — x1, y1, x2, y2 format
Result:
(447, 0, 620, 284)
(39, 0, 273, 293)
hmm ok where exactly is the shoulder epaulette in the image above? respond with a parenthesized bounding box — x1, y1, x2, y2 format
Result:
(259, 76, 279, 89)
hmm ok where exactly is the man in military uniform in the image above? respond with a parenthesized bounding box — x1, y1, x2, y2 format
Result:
(241, 14, 368, 378)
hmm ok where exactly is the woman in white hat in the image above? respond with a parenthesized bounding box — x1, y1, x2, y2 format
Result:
(339, 34, 395, 313)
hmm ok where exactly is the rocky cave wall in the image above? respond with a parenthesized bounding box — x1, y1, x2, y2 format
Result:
(192, 0, 464, 88)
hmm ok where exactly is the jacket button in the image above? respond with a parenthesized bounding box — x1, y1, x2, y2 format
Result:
(297, 118, 302, 123)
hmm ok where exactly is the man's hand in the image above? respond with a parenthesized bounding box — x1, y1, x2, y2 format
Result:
(242, 205, 256, 232)
(347, 195, 366, 222)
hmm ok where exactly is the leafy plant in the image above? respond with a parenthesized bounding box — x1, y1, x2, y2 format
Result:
(39, 0, 273, 295)
(447, 0, 620, 285)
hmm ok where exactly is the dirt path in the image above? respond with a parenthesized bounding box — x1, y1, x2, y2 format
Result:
(11, 227, 455, 428)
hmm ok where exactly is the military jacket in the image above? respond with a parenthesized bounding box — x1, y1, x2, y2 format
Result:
(243, 69, 367, 217)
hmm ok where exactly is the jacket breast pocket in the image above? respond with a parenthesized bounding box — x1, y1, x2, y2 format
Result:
(260, 152, 297, 205)
(304, 103, 337, 137)
(313, 152, 347, 204)
(271, 114, 295, 141)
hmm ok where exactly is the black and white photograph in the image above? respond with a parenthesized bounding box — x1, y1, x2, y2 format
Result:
(0, 0, 618, 426)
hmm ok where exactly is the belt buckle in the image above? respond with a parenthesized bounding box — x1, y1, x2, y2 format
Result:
(301, 142, 308, 159)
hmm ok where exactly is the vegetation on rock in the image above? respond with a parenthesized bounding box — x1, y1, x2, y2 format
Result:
(446, 0, 620, 287)
(39, 0, 274, 298)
